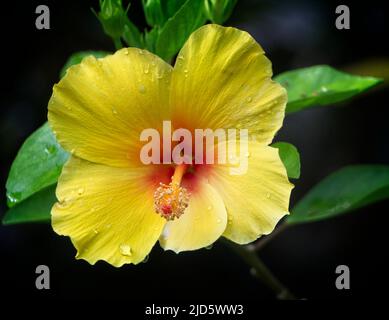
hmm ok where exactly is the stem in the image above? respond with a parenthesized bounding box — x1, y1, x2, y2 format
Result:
(222, 239, 296, 300)
(113, 37, 123, 50)
(249, 223, 289, 252)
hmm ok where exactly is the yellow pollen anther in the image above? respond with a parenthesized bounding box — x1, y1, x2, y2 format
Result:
(154, 164, 190, 220)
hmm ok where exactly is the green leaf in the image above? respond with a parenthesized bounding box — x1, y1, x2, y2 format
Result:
(142, 0, 187, 27)
(164, 0, 188, 18)
(287, 165, 389, 224)
(122, 20, 144, 48)
(155, 0, 207, 62)
(60, 51, 110, 78)
(6, 123, 69, 207)
(144, 26, 160, 53)
(2, 185, 55, 225)
(142, 0, 166, 27)
(272, 142, 301, 179)
(274, 65, 383, 114)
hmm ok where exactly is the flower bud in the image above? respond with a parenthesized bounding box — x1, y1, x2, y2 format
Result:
(96, 0, 129, 40)
(204, 0, 238, 25)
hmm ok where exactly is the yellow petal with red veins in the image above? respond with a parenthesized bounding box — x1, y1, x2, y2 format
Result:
(48, 48, 172, 168)
(159, 181, 227, 253)
(208, 141, 293, 244)
(170, 24, 286, 145)
(52, 156, 166, 267)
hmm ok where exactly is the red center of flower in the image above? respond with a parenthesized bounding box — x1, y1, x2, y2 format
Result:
(161, 204, 173, 215)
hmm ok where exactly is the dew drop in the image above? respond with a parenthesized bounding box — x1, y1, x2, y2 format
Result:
(266, 193, 271, 199)
(142, 255, 149, 263)
(138, 84, 146, 94)
(144, 65, 150, 74)
(216, 218, 222, 224)
(205, 244, 213, 250)
(123, 48, 129, 55)
(57, 197, 73, 209)
(119, 244, 132, 256)
(7, 192, 22, 205)
(77, 187, 85, 195)
(246, 97, 252, 102)
(44, 145, 57, 155)
(93, 228, 99, 235)
(207, 205, 213, 211)
(245, 151, 251, 158)
(112, 107, 118, 115)
(176, 55, 184, 66)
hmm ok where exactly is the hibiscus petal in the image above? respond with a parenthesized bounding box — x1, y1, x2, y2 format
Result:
(159, 181, 227, 253)
(48, 48, 172, 167)
(208, 141, 293, 244)
(170, 24, 286, 145)
(52, 156, 166, 267)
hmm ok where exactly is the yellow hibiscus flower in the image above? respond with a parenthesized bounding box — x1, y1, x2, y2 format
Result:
(48, 24, 293, 267)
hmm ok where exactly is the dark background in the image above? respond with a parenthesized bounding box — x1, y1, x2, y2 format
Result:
(0, 0, 388, 302)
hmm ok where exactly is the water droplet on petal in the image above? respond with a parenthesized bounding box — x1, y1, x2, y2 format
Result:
(138, 84, 146, 94)
(119, 244, 132, 256)
(123, 48, 129, 55)
(205, 244, 213, 250)
(266, 193, 271, 199)
(57, 197, 73, 209)
(246, 97, 252, 102)
(144, 64, 150, 74)
(207, 205, 213, 211)
(93, 228, 99, 235)
(216, 218, 222, 224)
(77, 187, 85, 195)
(112, 107, 118, 114)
